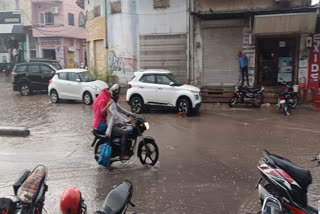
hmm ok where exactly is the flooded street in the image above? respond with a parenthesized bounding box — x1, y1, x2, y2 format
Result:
(0, 72, 320, 213)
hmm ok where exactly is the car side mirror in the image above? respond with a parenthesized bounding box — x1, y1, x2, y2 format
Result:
(169, 82, 174, 86)
(76, 79, 81, 82)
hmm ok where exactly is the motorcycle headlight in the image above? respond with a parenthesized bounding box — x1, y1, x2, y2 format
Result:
(144, 122, 150, 130)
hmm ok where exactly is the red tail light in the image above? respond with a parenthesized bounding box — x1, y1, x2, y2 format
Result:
(48, 79, 52, 86)
(12, 72, 16, 81)
(280, 96, 284, 99)
(128, 84, 132, 89)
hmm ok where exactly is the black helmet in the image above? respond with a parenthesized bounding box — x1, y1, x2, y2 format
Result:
(110, 84, 120, 97)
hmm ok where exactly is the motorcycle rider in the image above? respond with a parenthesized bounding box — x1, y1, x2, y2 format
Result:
(107, 84, 136, 160)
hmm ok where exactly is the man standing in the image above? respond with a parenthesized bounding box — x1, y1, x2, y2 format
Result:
(237, 51, 249, 86)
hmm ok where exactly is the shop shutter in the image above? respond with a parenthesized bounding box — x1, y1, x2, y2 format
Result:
(94, 39, 106, 72)
(140, 34, 187, 83)
(203, 27, 242, 86)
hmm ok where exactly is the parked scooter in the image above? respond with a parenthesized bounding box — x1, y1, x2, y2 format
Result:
(259, 194, 283, 214)
(91, 115, 159, 168)
(278, 78, 298, 116)
(0, 165, 48, 214)
(257, 150, 318, 214)
(229, 81, 264, 107)
(95, 181, 135, 214)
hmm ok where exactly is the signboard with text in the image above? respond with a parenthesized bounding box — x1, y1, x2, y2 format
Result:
(308, 34, 320, 91)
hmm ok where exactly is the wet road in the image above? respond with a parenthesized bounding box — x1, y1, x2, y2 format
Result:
(0, 72, 320, 214)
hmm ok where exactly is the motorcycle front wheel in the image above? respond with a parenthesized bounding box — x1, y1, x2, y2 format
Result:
(138, 139, 159, 166)
(282, 104, 290, 116)
(229, 95, 238, 107)
(288, 95, 298, 109)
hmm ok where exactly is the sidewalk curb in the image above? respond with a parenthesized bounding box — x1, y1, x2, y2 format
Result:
(0, 127, 30, 137)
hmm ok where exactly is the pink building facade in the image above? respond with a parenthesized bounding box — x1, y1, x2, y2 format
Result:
(32, 0, 86, 68)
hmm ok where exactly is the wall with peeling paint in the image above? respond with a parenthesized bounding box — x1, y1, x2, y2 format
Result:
(107, 0, 138, 86)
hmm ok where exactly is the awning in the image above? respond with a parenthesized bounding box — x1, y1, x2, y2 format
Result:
(255, 12, 317, 34)
(0, 24, 24, 34)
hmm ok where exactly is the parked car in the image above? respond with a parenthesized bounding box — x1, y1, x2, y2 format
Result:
(12, 62, 57, 96)
(48, 69, 108, 105)
(126, 69, 201, 116)
(29, 58, 63, 70)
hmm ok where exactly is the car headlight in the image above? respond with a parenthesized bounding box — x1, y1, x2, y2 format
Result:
(191, 90, 199, 94)
(144, 122, 150, 130)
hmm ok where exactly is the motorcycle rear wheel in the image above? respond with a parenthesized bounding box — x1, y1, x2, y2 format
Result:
(288, 95, 298, 109)
(138, 139, 159, 166)
(94, 139, 104, 161)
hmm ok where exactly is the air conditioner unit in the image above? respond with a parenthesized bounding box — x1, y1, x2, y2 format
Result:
(51, 7, 59, 15)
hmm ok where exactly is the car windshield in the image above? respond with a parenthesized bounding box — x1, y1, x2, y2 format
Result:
(167, 73, 183, 86)
(51, 62, 62, 70)
(78, 71, 95, 82)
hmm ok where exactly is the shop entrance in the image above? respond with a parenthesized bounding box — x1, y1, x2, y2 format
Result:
(257, 37, 297, 86)
(43, 49, 56, 60)
(68, 52, 75, 68)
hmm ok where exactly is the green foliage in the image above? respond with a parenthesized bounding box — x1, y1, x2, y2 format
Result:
(88, 67, 114, 86)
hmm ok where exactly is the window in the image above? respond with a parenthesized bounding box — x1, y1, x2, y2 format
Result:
(111, 1, 121, 14)
(40, 65, 54, 74)
(154, 0, 170, 9)
(78, 12, 85, 28)
(140, 75, 155, 83)
(156, 75, 171, 85)
(93, 5, 101, 17)
(58, 72, 67, 80)
(40, 12, 54, 25)
(68, 13, 74, 26)
(15, 65, 27, 73)
(28, 65, 40, 73)
(68, 72, 79, 81)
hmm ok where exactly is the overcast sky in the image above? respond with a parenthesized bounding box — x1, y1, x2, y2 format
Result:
(312, 0, 319, 5)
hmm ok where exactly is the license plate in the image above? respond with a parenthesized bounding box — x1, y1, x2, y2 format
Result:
(279, 100, 285, 104)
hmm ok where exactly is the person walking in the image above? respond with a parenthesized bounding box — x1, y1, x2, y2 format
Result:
(237, 51, 249, 87)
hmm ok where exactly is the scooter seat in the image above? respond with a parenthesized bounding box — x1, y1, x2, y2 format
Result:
(17, 165, 47, 204)
(101, 181, 132, 214)
(269, 154, 312, 189)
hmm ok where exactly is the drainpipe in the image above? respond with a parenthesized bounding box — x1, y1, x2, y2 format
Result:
(186, 0, 190, 83)
(190, 0, 194, 83)
(105, 0, 108, 49)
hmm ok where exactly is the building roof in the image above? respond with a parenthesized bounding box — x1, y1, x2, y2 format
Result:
(192, 6, 318, 20)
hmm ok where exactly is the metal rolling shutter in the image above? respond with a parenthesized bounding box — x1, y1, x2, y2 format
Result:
(203, 27, 242, 86)
(140, 34, 187, 83)
(94, 39, 105, 72)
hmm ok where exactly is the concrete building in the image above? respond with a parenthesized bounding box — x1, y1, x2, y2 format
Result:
(0, 0, 34, 64)
(192, 0, 317, 89)
(85, 0, 108, 74)
(137, 0, 189, 83)
(32, 0, 86, 68)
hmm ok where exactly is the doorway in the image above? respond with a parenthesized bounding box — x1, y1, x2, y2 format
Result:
(43, 49, 56, 60)
(257, 37, 297, 86)
(68, 52, 75, 68)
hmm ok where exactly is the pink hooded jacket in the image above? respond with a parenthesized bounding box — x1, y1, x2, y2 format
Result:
(92, 89, 111, 129)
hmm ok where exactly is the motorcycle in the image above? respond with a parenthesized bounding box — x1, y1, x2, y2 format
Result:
(278, 78, 298, 116)
(257, 150, 318, 214)
(91, 115, 159, 168)
(0, 165, 48, 214)
(94, 181, 135, 214)
(229, 81, 264, 107)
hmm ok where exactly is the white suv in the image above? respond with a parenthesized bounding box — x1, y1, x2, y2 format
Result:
(126, 69, 201, 116)
(48, 69, 108, 105)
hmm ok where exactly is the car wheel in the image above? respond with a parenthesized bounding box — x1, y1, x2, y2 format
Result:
(130, 96, 144, 114)
(178, 98, 191, 116)
(20, 83, 31, 96)
(83, 92, 93, 105)
(50, 90, 59, 103)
